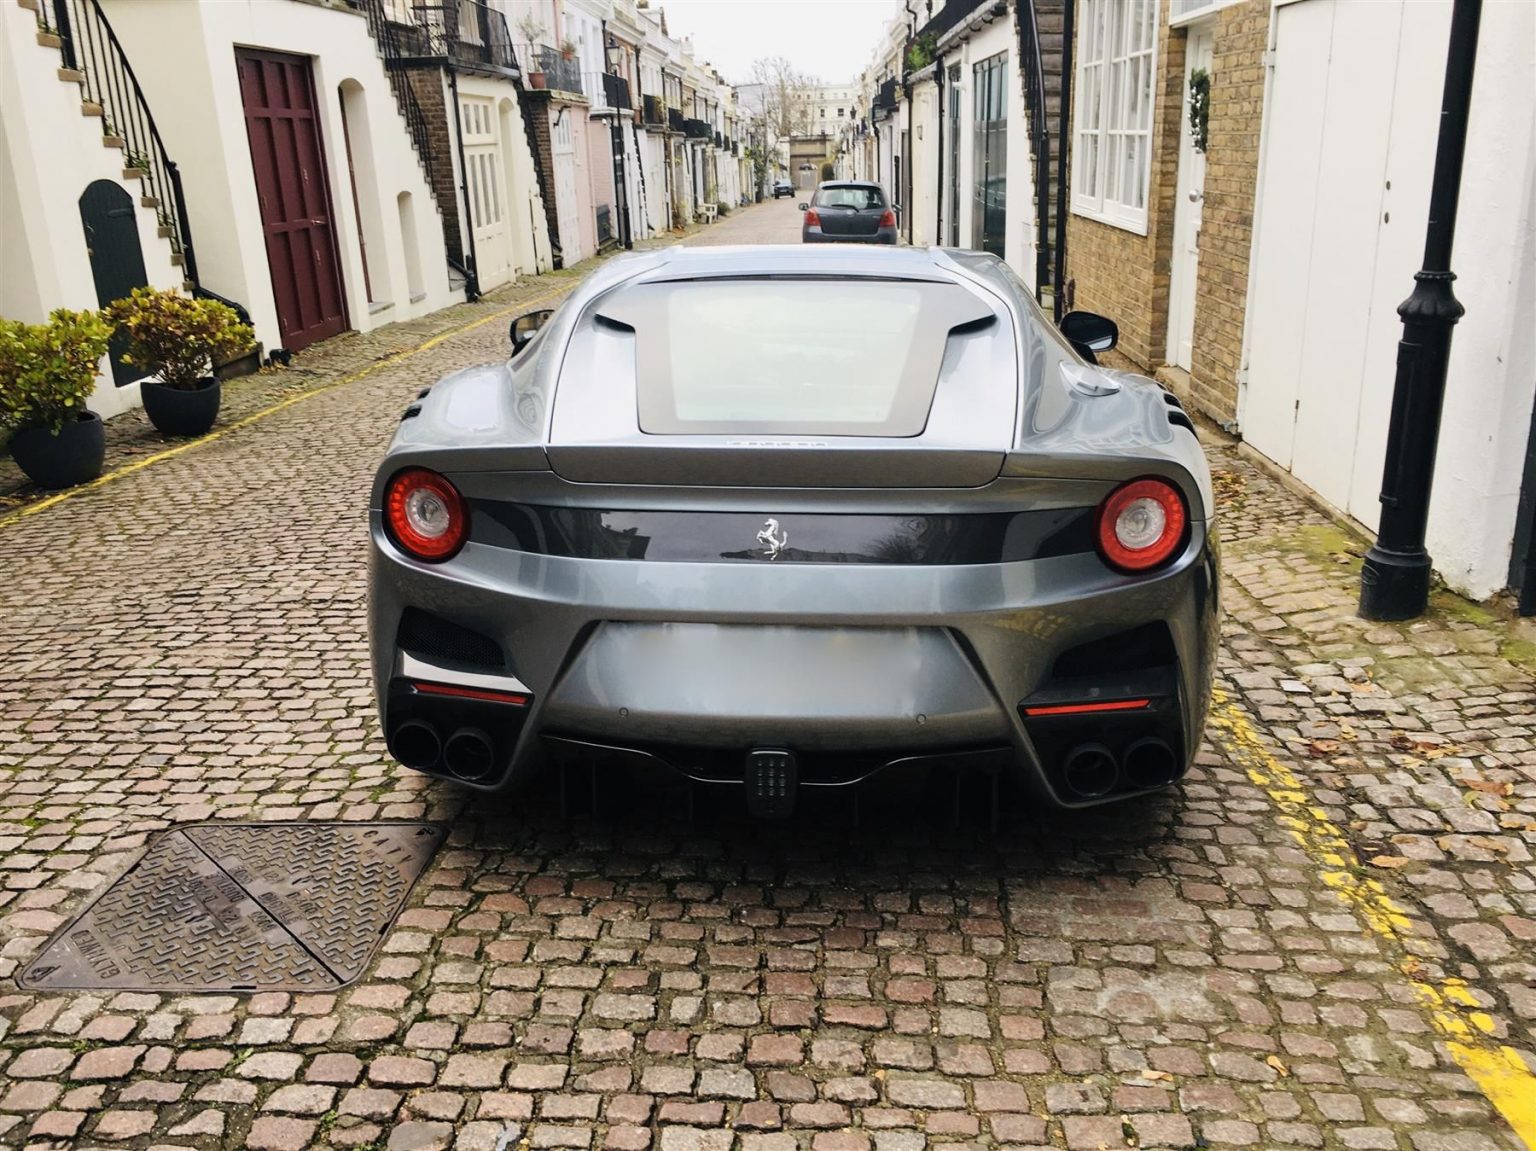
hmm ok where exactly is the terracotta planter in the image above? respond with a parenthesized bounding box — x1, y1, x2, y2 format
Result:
(142, 377, 221, 437)
(528, 71, 547, 90)
(8, 409, 105, 490)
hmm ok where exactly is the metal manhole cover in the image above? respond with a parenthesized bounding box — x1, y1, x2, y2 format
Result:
(18, 822, 443, 992)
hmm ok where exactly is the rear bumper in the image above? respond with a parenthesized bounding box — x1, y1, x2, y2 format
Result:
(369, 520, 1220, 809)
(802, 227, 898, 245)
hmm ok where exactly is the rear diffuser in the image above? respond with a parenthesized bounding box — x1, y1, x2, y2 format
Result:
(18, 822, 443, 992)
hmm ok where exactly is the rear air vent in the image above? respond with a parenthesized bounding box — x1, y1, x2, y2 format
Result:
(397, 608, 503, 669)
(1167, 409, 1195, 433)
(1051, 622, 1176, 679)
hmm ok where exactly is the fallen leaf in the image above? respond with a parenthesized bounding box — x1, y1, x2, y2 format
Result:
(1461, 779, 1514, 797)
(1140, 1069, 1175, 1081)
(1308, 739, 1342, 758)
(1368, 855, 1411, 869)
(1466, 836, 1511, 854)
(1265, 1055, 1291, 1077)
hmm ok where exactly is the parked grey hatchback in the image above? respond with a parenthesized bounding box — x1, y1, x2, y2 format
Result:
(800, 181, 898, 244)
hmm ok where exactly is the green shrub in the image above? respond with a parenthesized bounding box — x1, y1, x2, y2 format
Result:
(0, 309, 112, 434)
(106, 287, 254, 389)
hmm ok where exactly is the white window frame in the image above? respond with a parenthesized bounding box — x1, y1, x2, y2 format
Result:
(1071, 0, 1159, 235)
(1169, 0, 1241, 27)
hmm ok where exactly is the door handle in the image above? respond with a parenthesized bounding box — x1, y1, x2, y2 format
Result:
(1188, 190, 1204, 203)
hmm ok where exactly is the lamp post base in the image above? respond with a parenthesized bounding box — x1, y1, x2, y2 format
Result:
(1359, 544, 1433, 621)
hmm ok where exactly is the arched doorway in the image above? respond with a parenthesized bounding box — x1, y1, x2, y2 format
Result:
(79, 179, 149, 387)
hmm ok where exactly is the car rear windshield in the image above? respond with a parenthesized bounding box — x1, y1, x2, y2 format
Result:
(597, 279, 994, 437)
(814, 185, 886, 210)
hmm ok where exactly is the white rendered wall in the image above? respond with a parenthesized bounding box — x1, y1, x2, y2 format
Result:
(1, 0, 183, 419)
(101, 0, 457, 357)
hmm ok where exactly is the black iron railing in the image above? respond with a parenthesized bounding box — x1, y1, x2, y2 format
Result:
(683, 118, 712, 140)
(668, 106, 686, 133)
(34, 0, 194, 277)
(350, 0, 440, 192)
(602, 72, 631, 111)
(393, 0, 520, 75)
(643, 94, 666, 126)
(517, 44, 582, 97)
(875, 78, 899, 114)
(1018, 0, 1053, 306)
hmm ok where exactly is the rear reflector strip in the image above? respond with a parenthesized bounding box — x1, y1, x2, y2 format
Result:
(1021, 698, 1151, 717)
(411, 681, 530, 707)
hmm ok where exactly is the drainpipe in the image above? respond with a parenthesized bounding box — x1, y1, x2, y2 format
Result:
(934, 60, 943, 246)
(1358, 0, 1482, 620)
(447, 67, 481, 302)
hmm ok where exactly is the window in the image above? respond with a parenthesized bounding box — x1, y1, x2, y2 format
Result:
(1073, 0, 1158, 233)
(971, 52, 1007, 257)
(837, 107, 844, 117)
(813, 185, 885, 210)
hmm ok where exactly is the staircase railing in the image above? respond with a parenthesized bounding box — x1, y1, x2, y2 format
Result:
(1016, 0, 1054, 314)
(34, 2, 188, 271)
(347, 0, 440, 193)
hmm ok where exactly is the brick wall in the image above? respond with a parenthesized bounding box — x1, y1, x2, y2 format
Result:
(521, 91, 563, 266)
(1064, 0, 1268, 428)
(1188, 0, 1269, 424)
(403, 67, 463, 266)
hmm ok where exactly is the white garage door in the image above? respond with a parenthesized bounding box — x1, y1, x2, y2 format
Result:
(460, 97, 513, 292)
(1241, 0, 1451, 530)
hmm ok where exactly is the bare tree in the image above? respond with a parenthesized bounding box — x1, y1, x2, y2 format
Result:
(750, 56, 816, 154)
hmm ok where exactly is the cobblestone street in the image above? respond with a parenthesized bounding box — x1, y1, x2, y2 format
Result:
(1, 200, 1533, 1151)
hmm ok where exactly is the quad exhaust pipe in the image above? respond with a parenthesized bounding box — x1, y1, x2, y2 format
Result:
(392, 720, 442, 770)
(391, 721, 498, 782)
(442, 727, 496, 782)
(1059, 737, 1178, 799)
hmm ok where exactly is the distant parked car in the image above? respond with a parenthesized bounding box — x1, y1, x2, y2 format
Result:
(800, 181, 897, 244)
(772, 180, 795, 198)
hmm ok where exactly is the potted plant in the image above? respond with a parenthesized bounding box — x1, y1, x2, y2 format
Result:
(560, 37, 576, 60)
(106, 287, 254, 437)
(0, 308, 113, 490)
(516, 13, 547, 87)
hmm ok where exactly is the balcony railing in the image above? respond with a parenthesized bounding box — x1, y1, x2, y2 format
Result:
(683, 118, 712, 140)
(387, 0, 519, 76)
(517, 43, 583, 97)
(874, 77, 899, 116)
(602, 72, 631, 110)
(668, 107, 686, 133)
(643, 94, 667, 127)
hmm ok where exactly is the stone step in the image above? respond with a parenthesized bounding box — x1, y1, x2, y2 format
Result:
(18, 0, 42, 12)
(170, 250, 183, 266)
(102, 134, 124, 149)
(159, 225, 176, 239)
(123, 167, 148, 180)
(35, 29, 61, 48)
(58, 67, 84, 84)
(141, 194, 159, 209)
(81, 100, 103, 117)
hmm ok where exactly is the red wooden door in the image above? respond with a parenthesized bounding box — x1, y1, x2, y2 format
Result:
(237, 49, 348, 352)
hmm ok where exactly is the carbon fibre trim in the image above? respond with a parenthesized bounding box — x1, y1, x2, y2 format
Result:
(469, 502, 1096, 564)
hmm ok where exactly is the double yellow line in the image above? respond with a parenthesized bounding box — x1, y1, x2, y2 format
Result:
(0, 283, 573, 534)
(1208, 689, 1536, 1147)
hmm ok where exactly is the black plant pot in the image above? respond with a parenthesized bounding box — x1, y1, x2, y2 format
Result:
(8, 410, 106, 490)
(142, 377, 221, 437)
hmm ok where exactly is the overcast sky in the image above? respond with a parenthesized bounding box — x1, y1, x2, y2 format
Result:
(654, 0, 897, 86)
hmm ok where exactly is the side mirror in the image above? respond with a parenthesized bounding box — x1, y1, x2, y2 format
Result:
(510, 308, 554, 354)
(1059, 311, 1118, 359)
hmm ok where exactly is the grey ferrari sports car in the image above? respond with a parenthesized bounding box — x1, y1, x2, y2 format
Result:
(368, 245, 1219, 814)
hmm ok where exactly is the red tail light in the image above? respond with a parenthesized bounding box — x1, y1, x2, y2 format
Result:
(384, 467, 469, 562)
(805, 208, 821, 226)
(879, 209, 896, 227)
(1095, 477, 1187, 573)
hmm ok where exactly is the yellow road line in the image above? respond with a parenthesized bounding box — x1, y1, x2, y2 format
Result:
(0, 283, 574, 533)
(1208, 688, 1536, 1148)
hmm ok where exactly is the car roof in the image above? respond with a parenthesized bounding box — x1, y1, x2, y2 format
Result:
(817, 181, 880, 189)
(634, 244, 951, 278)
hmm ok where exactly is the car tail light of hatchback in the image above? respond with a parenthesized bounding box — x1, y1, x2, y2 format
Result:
(1096, 477, 1187, 573)
(805, 208, 821, 226)
(879, 209, 896, 228)
(384, 467, 469, 562)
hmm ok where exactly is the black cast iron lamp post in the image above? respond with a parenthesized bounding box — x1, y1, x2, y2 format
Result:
(1359, 0, 1482, 620)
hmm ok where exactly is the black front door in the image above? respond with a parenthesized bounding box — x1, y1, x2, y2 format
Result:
(79, 179, 149, 387)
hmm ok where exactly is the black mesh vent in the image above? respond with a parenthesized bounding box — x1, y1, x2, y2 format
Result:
(397, 609, 503, 669)
(1051, 622, 1176, 679)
